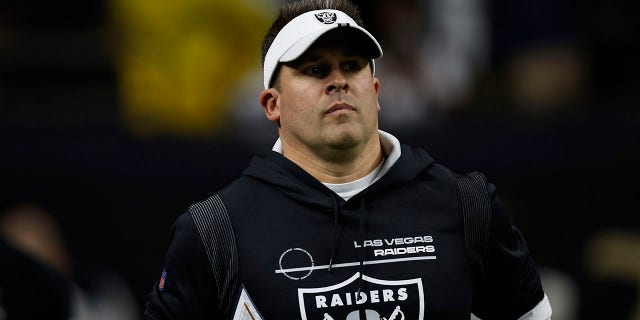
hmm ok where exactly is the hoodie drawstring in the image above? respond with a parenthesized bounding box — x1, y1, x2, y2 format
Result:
(356, 196, 367, 292)
(327, 196, 341, 272)
(327, 196, 368, 294)
(356, 196, 367, 320)
(325, 195, 368, 317)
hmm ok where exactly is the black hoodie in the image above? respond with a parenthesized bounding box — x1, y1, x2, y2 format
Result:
(145, 143, 545, 320)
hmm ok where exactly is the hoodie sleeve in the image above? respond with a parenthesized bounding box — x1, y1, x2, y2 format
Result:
(144, 212, 221, 320)
(471, 183, 551, 320)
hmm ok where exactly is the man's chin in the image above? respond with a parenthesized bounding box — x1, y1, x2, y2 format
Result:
(324, 129, 361, 148)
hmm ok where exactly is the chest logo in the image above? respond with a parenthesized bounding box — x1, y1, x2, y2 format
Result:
(297, 273, 424, 320)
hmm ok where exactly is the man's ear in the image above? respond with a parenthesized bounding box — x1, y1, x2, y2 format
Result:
(373, 77, 381, 112)
(260, 88, 280, 122)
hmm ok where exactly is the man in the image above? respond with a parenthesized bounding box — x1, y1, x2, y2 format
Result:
(145, 0, 553, 319)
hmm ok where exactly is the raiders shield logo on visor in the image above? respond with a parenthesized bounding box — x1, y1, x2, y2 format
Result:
(315, 12, 337, 24)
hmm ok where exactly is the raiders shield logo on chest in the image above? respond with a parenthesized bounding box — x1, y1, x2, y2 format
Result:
(297, 273, 425, 320)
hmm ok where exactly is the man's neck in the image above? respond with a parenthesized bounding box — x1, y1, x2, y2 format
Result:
(280, 135, 383, 184)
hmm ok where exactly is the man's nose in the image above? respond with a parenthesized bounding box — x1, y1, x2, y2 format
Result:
(324, 69, 349, 94)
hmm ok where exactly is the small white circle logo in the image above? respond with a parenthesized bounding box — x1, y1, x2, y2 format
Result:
(315, 12, 337, 24)
(278, 247, 315, 280)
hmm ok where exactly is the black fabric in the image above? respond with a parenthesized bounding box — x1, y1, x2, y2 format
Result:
(144, 214, 221, 320)
(188, 194, 240, 318)
(454, 172, 545, 318)
(144, 144, 544, 319)
(472, 183, 545, 319)
(455, 172, 492, 280)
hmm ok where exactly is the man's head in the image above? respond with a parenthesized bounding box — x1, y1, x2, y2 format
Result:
(259, 0, 384, 163)
(261, 0, 382, 89)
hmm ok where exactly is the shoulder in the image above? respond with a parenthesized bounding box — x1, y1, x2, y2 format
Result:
(164, 212, 208, 262)
(145, 210, 222, 319)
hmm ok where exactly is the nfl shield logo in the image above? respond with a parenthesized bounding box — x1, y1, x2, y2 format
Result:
(297, 273, 424, 320)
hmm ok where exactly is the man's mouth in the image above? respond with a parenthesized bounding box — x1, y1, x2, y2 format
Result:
(325, 103, 356, 115)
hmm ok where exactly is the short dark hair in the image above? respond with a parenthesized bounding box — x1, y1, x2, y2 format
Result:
(261, 0, 364, 68)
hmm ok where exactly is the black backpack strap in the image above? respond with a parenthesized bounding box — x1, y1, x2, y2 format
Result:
(455, 171, 492, 280)
(188, 193, 239, 319)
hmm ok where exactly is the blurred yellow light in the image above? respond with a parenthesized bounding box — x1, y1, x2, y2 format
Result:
(109, 0, 272, 137)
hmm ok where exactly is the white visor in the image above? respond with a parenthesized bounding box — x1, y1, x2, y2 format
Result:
(263, 9, 383, 89)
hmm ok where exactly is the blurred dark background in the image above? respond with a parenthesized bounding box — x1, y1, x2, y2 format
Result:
(1, 0, 638, 319)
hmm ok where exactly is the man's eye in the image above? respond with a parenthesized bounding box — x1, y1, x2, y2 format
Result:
(343, 60, 365, 71)
(343, 62, 357, 71)
(306, 66, 323, 75)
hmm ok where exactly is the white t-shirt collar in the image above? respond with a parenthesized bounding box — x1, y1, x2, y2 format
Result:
(272, 130, 402, 200)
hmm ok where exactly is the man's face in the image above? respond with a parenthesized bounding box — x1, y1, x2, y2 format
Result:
(261, 35, 381, 159)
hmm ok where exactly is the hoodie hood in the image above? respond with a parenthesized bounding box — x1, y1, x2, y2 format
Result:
(241, 138, 435, 209)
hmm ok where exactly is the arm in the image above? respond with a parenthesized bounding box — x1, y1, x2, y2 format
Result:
(144, 213, 221, 320)
(471, 183, 552, 320)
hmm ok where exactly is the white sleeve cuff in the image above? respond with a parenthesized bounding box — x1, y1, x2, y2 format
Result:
(517, 294, 552, 320)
